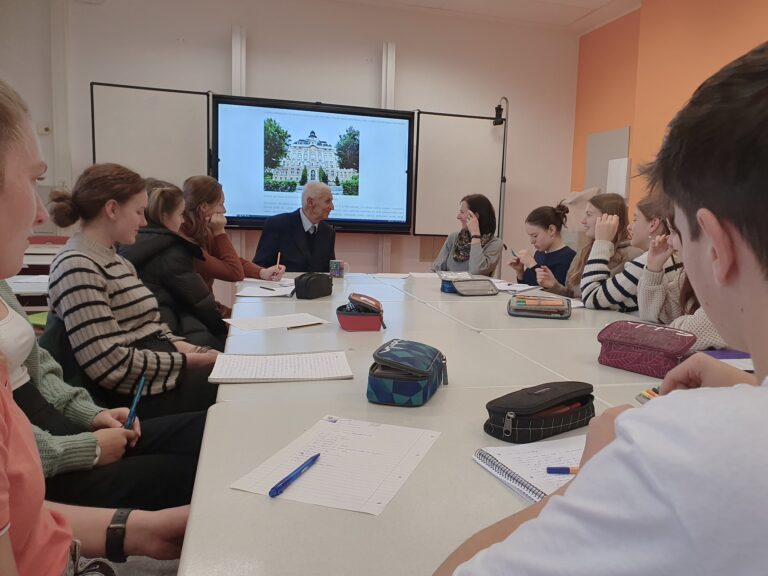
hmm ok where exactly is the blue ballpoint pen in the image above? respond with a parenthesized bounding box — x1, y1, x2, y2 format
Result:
(124, 374, 146, 429)
(269, 453, 321, 498)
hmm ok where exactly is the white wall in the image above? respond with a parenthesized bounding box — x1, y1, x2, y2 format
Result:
(2, 0, 578, 278)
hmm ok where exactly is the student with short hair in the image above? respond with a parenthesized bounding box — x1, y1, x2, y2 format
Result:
(436, 41, 768, 576)
(637, 218, 726, 351)
(538, 193, 642, 299)
(119, 179, 227, 351)
(432, 194, 503, 277)
(47, 164, 219, 420)
(580, 193, 681, 312)
(0, 76, 188, 576)
(508, 203, 575, 286)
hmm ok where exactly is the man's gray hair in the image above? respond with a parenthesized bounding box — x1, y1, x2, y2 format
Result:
(302, 181, 331, 207)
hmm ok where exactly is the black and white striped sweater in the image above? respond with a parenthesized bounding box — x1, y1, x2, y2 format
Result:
(580, 240, 681, 313)
(48, 233, 186, 396)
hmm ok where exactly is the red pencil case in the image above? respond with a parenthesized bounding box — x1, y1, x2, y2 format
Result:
(337, 293, 385, 332)
(597, 320, 697, 379)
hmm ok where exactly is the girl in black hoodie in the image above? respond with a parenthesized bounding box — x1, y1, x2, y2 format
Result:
(120, 179, 227, 350)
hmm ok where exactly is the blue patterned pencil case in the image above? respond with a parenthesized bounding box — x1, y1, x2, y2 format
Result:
(367, 339, 447, 407)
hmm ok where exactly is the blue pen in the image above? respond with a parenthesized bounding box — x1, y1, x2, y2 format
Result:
(546, 466, 579, 475)
(124, 374, 146, 429)
(269, 453, 321, 498)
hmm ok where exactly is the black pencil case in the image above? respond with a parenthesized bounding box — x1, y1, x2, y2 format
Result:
(483, 381, 595, 443)
(294, 273, 332, 299)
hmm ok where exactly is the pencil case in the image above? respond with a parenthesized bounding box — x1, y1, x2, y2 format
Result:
(367, 339, 447, 407)
(294, 272, 332, 300)
(451, 279, 499, 296)
(507, 295, 571, 319)
(597, 320, 697, 379)
(337, 293, 385, 331)
(484, 381, 595, 444)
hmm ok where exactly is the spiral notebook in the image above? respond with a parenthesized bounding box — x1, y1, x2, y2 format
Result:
(473, 435, 586, 502)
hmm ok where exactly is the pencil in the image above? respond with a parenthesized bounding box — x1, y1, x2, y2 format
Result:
(276, 252, 281, 268)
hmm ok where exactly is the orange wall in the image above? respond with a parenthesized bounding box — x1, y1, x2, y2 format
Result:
(628, 0, 768, 202)
(573, 0, 768, 207)
(570, 10, 640, 191)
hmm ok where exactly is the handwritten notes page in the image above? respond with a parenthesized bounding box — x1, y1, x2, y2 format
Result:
(231, 415, 440, 515)
(475, 435, 586, 502)
(224, 313, 329, 331)
(208, 352, 352, 383)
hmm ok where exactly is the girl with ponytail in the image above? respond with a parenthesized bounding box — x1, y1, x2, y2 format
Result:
(508, 202, 576, 286)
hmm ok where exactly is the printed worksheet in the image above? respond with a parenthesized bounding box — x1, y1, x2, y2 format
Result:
(231, 415, 440, 515)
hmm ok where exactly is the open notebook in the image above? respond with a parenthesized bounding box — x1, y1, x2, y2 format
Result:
(474, 435, 585, 502)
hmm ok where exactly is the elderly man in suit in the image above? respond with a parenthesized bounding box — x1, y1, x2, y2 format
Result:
(253, 181, 336, 272)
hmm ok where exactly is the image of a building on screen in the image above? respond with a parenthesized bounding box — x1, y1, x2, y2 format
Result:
(265, 119, 359, 195)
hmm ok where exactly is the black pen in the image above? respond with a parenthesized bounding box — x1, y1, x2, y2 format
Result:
(259, 285, 276, 292)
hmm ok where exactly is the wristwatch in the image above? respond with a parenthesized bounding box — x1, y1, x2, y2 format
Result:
(471, 235, 482, 239)
(106, 508, 133, 562)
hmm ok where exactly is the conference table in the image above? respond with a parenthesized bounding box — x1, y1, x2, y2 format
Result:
(178, 273, 657, 576)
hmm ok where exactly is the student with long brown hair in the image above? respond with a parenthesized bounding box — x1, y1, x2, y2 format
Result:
(580, 193, 681, 312)
(537, 193, 642, 298)
(119, 179, 226, 350)
(47, 164, 218, 419)
(638, 214, 726, 350)
(181, 175, 284, 304)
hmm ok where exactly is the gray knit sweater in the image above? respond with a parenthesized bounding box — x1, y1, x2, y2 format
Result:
(0, 281, 102, 477)
(431, 232, 503, 277)
(48, 233, 186, 396)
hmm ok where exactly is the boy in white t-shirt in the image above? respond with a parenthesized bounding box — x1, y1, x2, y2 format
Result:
(436, 41, 768, 576)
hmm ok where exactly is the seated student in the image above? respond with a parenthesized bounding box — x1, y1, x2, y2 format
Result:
(253, 181, 336, 272)
(580, 193, 681, 312)
(507, 203, 575, 286)
(0, 77, 188, 575)
(181, 175, 284, 306)
(436, 41, 768, 576)
(638, 225, 726, 351)
(3, 280, 205, 510)
(432, 194, 503, 277)
(47, 163, 219, 420)
(538, 193, 642, 299)
(119, 179, 227, 351)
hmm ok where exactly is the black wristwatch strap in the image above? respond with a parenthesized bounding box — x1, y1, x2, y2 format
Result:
(471, 234, 481, 239)
(106, 508, 132, 562)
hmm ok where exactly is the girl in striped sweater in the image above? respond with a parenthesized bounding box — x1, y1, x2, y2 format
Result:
(47, 164, 219, 419)
(580, 194, 680, 312)
(539, 193, 642, 299)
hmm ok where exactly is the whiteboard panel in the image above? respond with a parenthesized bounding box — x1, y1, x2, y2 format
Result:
(414, 113, 503, 236)
(92, 84, 209, 186)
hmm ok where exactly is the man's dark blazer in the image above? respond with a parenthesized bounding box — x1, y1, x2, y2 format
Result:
(253, 209, 336, 272)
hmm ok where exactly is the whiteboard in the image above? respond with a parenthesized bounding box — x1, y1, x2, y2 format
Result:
(414, 112, 504, 235)
(91, 83, 209, 186)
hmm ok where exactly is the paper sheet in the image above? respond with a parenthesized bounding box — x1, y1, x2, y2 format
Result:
(475, 435, 586, 501)
(224, 313, 329, 331)
(409, 272, 438, 278)
(7, 275, 49, 284)
(491, 280, 538, 293)
(372, 273, 410, 279)
(231, 415, 440, 515)
(236, 283, 295, 297)
(209, 351, 353, 383)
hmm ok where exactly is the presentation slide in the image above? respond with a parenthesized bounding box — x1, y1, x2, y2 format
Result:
(215, 99, 413, 231)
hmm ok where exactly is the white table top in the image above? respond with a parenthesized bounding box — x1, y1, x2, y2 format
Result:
(180, 388, 604, 576)
(180, 273, 651, 574)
